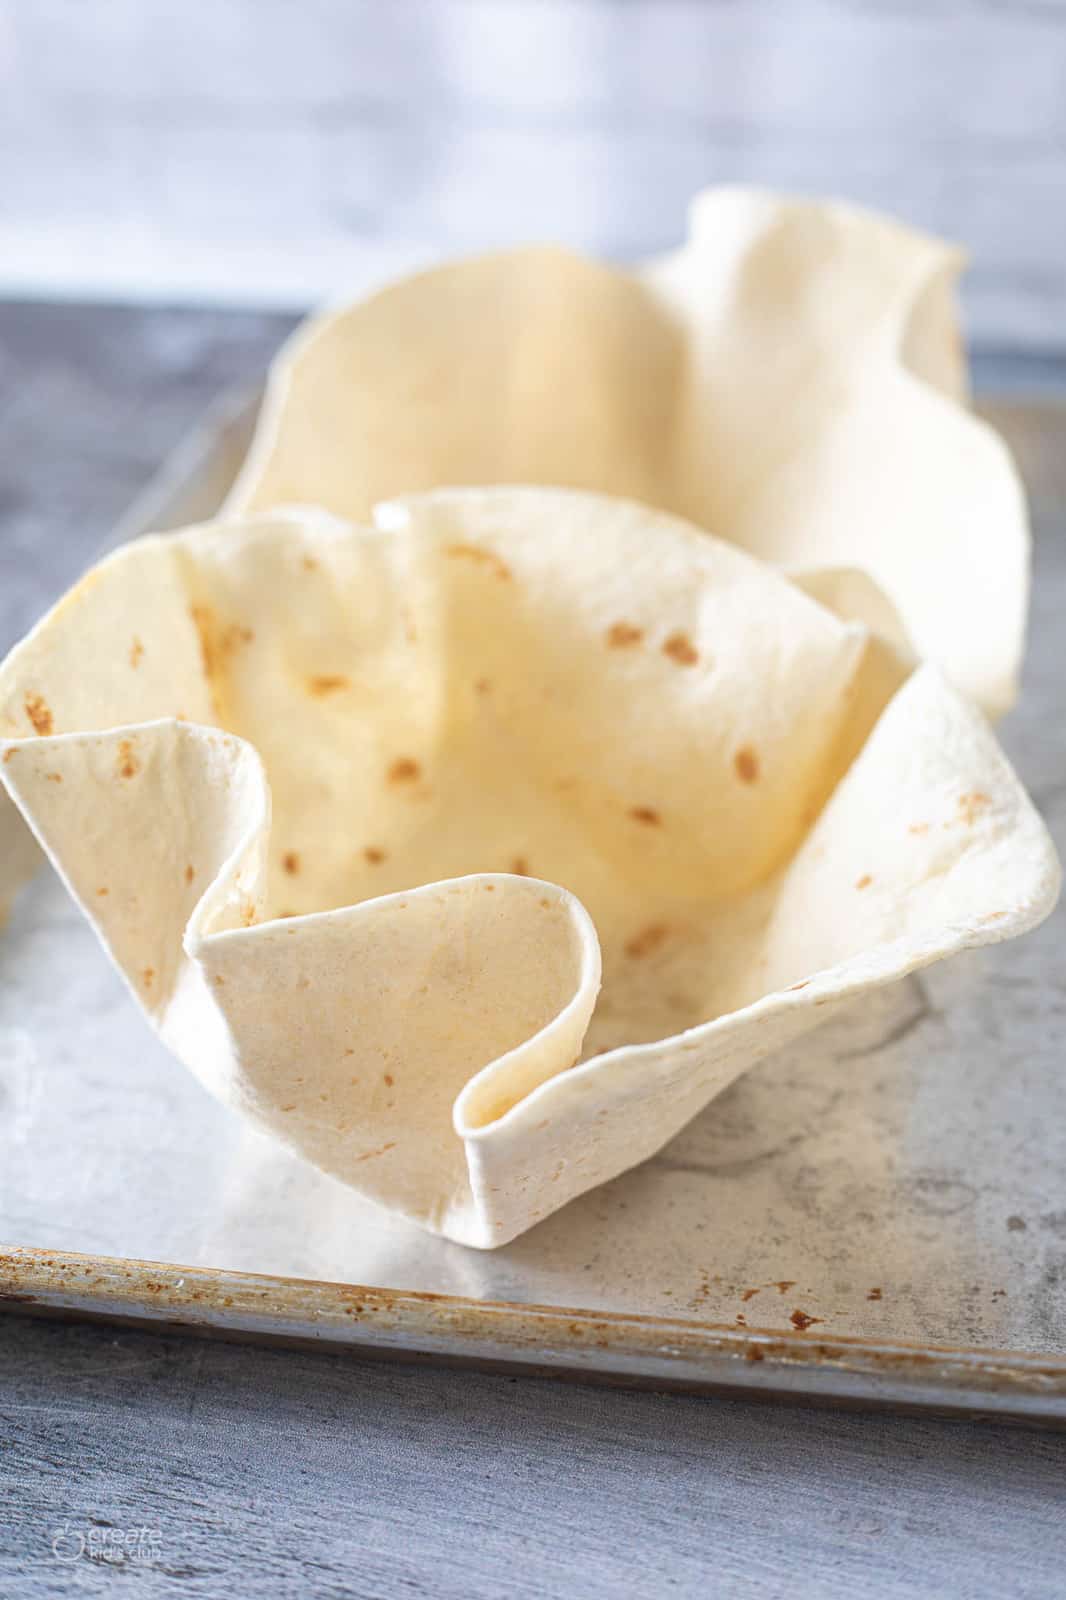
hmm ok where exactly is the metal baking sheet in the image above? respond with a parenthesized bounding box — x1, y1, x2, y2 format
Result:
(1, 391, 1064, 1420)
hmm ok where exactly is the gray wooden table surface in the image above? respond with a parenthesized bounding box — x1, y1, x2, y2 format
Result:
(2, 303, 1066, 1599)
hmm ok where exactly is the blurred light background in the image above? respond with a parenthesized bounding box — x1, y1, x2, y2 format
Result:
(0, 1, 1064, 349)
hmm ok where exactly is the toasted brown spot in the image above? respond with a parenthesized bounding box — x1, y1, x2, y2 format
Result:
(745, 1346, 765, 1363)
(740, 1288, 760, 1303)
(2, 748, 16, 764)
(308, 674, 350, 697)
(605, 621, 643, 649)
(867, 1287, 883, 1301)
(981, 910, 1007, 923)
(356, 1141, 397, 1163)
(958, 791, 992, 826)
(96, 887, 109, 897)
(301, 555, 318, 572)
(908, 822, 930, 836)
(539, 898, 551, 909)
(24, 694, 53, 736)
(213, 975, 225, 987)
(117, 739, 140, 780)
(475, 677, 492, 695)
(240, 901, 256, 927)
(185, 864, 195, 885)
(483, 883, 495, 892)
(734, 746, 759, 784)
(129, 636, 145, 668)
(45, 772, 62, 784)
(363, 846, 386, 865)
(855, 874, 873, 890)
(624, 923, 669, 960)
(282, 851, 300, 876)
(511, 857, 529, 876)
(444, 543, 512, 581)
(142, 968, 155, 988)
(789, 1308, 823, 1331)
(788, 981, 810, 992)
(629, 805, 661, 826)
(383, 1073, 394, 1087)
(189, 605, 253, 691)
(388, 757, 421, 784)
(775, 1281, 796, 1294)
(662, 630, 698, 667)
(280, 1104, 296, 1113)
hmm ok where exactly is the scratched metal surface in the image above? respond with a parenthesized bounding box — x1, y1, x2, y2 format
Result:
(0, 390, 1063, 1361)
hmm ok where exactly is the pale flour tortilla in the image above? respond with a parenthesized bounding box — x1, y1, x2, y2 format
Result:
(0, 490, 1057, 1246)
(226, 186, 1027, 721)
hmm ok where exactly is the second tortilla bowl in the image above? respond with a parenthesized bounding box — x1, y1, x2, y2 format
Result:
(0, 487, 1058, 1246)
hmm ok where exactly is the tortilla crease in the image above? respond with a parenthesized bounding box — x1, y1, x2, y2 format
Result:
(226, 186, 1028, 721)
(0, 490, 1057, 1247)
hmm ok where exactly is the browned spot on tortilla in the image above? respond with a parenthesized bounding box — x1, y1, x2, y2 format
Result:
(789, 1308, 823, 1331)
(213, 975, 225, 987)
(908, 822, 930, 836)
(189, 605, 253, 696)
(308, 674, 350, 697)
(24, 693, 53, 736)
(356, 1141, 397, 1163)
(241, 901, 256, 927)
(957, 791, 991, 826)
(129, 636, 145, 668)
(475, 677, 492, 695)
(45, 771, 62, 783)
(539, 898, 551, 908)
(981, 910, 1007, 923)
(344, 1048, 355, 1057)
(117, 739, 140, 780)
(740, 1288, 760, 1303)
(185, 864, 195, 885)
(624, 923, 669, 960)
(775, 1281, 795, 1294)
(363, 846, 386, 865)
(734, 745, 759, 784)
(605, 621, 643, 649)
(788, 981, 810, 992)
(280, 1104, 296, 1113)
(142, 968, 154, 988)
(855, 874, 873, 890)
(745, 1346, 765, 1363)
(629, 805, 661, 826)
(444, 543, 512, 581)
(96, 887, 109, 897)
(2, 748, 16, 764)
(383, 1073, 394, 1087)
(662, 630, 698, 667)
(282, 851, 300, 876)
(511, 857, 529, 876)
(484, 883, 495, 892)
(388, 757, 421, 784)
(301, 555, 318, 572)
(867, 1287, 883, 1301)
